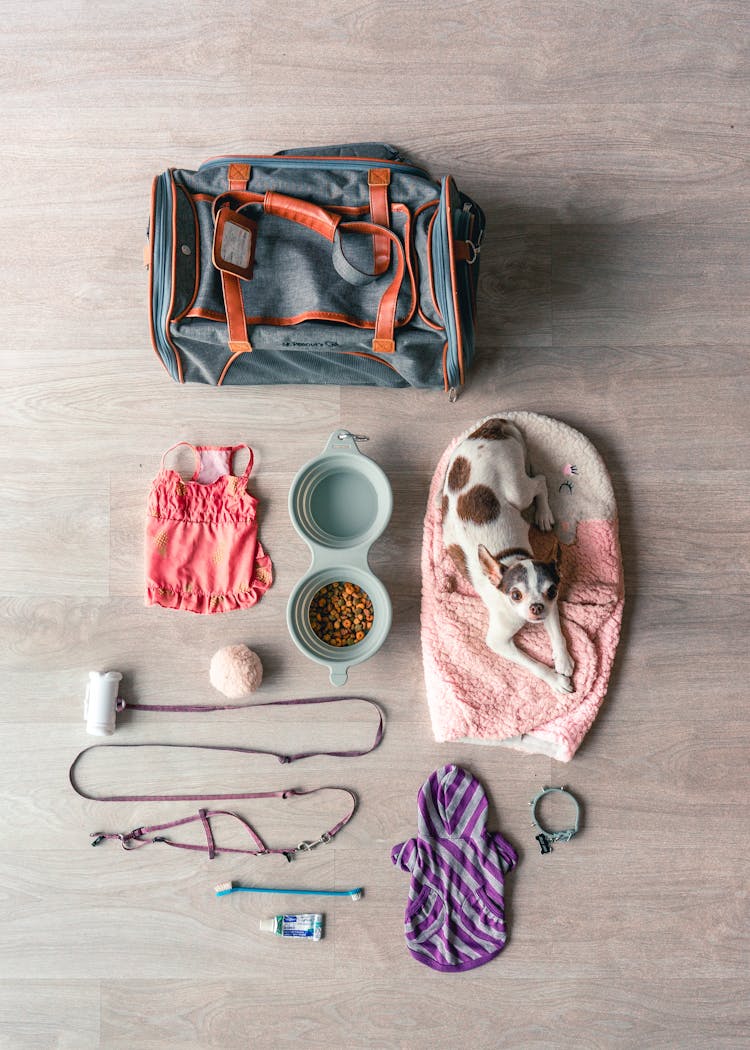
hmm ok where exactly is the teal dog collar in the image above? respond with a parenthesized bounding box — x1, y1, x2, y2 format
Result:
(529, 786, 580, 855)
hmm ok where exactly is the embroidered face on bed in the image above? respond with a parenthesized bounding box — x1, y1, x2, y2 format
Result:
(477, 547, 560, 625)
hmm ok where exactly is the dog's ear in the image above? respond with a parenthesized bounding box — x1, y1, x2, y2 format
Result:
(478, 544, 504, 588)
(547, 538, 562, 580)
(553, 537, 562, 567)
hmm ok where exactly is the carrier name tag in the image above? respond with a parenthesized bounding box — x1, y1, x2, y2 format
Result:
(213, 209, 257, 280)
(223, 223, 252, 267)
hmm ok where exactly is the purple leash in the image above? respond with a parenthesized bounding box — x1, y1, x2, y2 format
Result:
(70, 695, 384, 861)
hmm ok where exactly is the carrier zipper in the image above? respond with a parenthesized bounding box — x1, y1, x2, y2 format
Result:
(455, 200, 483, 354)
(432, 178, 462, 393)
(455, 203, 477, 327)
(432, 180, 485, 397)
(150, 172, 181, 381)
(199, 154, 428, 179)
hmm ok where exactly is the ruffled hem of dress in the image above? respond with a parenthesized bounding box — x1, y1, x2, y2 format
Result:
(145, 576, 272, 615)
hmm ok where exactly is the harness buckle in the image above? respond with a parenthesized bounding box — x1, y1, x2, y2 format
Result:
(120, 827, 146, 850)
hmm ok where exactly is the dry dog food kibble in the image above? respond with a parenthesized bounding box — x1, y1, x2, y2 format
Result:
(309, 582, 374, 647)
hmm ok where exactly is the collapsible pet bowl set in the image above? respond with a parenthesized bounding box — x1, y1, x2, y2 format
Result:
(287, 431, 393, 684)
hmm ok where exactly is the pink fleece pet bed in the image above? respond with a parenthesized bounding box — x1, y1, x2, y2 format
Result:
(421, 411, 624, 762)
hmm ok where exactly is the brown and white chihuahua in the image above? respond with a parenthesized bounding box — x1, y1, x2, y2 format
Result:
(441, 417, 574, 694)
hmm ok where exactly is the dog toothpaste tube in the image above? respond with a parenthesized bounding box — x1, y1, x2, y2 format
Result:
(259, 913, 324, 940)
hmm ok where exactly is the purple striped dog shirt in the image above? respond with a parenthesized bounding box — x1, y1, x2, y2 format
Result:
(391, 764, 517, 972)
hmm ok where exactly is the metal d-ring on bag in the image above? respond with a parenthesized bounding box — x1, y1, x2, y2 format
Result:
(70, 695, 384, 862)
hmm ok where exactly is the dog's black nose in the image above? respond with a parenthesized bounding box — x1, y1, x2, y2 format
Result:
(530, 603, 544, 617)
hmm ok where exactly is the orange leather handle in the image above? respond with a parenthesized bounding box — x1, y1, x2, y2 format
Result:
(263, 191, 342, 241)
(216, 189, 405, 355)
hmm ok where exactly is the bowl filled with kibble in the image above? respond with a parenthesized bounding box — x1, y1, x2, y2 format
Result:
(287, 430, 393, 685)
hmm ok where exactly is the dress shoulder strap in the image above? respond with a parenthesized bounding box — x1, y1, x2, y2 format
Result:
(160, 441, 199, 474)
(231, 443, 255, 486)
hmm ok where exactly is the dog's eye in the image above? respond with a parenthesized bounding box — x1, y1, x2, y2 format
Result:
(510, 589, 523, 602)
(547, 585, 557, 600)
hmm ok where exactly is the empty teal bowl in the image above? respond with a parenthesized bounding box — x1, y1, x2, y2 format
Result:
(287, 431, 393, 685)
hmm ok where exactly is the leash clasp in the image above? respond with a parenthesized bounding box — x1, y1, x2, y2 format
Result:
(297, 831, 333, 853)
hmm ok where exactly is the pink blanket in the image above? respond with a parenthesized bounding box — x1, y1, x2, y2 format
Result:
(421, 412, 624, 762)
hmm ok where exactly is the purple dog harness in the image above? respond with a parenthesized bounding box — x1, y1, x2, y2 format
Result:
(70, 695, 384, 861)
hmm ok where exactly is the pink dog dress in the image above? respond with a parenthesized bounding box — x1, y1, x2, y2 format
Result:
(145, 442, 273, 614)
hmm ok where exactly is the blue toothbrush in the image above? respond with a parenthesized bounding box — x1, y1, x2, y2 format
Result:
(215, 881, 363, 900)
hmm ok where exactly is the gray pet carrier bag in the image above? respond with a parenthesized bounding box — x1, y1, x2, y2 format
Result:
(147, 143, 485, 395)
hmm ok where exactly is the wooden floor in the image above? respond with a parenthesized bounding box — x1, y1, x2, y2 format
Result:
(1, 2, 748, 1047)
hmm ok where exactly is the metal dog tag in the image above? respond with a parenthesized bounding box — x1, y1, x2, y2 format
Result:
(536, 833, 552, 855)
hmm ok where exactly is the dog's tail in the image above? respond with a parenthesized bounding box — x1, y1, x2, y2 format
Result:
(469, 417, 531, 473)
(496, 419, 525, 446)
(468, 416, 525, 446)
(498, 420, 532, 474)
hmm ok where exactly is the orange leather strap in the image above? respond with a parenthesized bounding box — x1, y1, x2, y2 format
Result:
(336, 220, 404, 352)
(368, 168, 391, 275)
(228, 163, 251, 191)
(263, 191, 342, 241)
(220, 166, 253, 353)
(221, 266, 252, 353)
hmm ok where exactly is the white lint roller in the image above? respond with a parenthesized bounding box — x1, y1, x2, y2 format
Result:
(84, 671, 122, 736)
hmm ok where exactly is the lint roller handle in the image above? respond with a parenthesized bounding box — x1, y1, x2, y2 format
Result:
(84, 671, 122, 736)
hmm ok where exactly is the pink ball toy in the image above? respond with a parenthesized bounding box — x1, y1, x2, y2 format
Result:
(209, 644, 263, 699)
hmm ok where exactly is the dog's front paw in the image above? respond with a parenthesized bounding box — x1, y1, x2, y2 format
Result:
(554, 651, 574, 677)
(552, 673, 575, 694)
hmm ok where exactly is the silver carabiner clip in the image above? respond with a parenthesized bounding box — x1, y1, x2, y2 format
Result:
(336, 431, 369, 442)
(297, 831, 332, 853)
